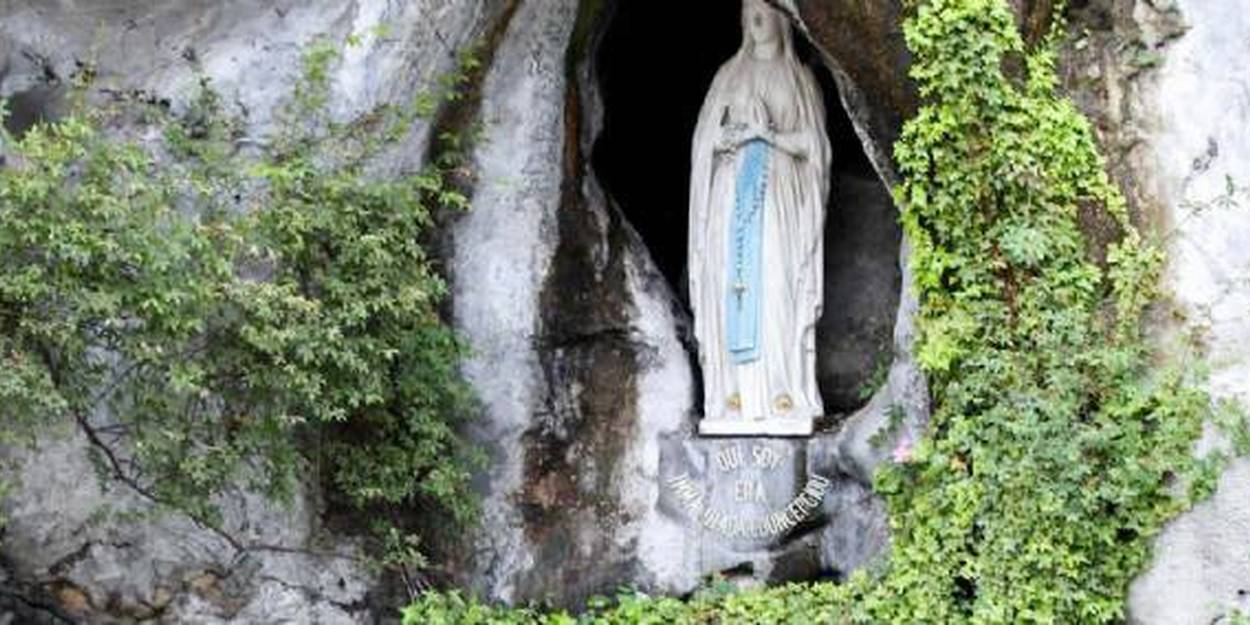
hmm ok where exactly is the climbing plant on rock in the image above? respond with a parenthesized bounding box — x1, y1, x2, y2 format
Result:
(863, 0, 1212, 622)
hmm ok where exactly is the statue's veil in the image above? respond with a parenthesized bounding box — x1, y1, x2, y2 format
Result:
(737, 0, 799, 65)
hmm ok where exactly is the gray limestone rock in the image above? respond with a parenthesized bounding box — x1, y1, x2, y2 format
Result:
(449, 2, 928, 608)
(0, 428, 374, 624)
(1121, 1, 1250, 623)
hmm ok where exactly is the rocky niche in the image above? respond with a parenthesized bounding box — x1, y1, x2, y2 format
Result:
(452, 0, 928, 608)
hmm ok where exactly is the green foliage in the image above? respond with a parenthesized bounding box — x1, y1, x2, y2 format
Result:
(861, 0, 1209, 622)
(0, 42, 478, 560)
(857, 353, 892, 401)
(401, 583, 860, 625)
(868, 404, 909, 450)
(404, 0, 1219, 622)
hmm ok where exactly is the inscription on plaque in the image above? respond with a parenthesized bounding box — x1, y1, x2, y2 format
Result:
(666, 442, 830, 539)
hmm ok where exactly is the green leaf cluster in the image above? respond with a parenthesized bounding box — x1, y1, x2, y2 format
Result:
(0, 44, 479, 555)
(401, 583, 859, 625)
(403, 0, 1217, 621)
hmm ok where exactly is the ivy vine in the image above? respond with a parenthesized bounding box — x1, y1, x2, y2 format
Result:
(860, 0, 1211, 621)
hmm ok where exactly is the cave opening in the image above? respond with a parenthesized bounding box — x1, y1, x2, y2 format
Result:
(592, 0, 902, 415)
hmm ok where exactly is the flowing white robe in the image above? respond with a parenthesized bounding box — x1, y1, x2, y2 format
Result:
(689, 48, 831, 434)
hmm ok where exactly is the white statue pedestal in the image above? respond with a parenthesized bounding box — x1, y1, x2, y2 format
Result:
(698, 417, 815, 437)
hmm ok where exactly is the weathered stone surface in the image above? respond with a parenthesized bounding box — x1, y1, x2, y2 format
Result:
(647, 433, 884, 590)
(1120, 1, 1250, 623)
(0, 0, 496, 139)
(793, 0, 916, 184)
(657, 439, 818, 578)
(1, 428, 374, 624)
(784, 0, 931, 484)
(451, 0, 608, 605)
(453, 0, 927, 608)
(818, 171, 904, 414)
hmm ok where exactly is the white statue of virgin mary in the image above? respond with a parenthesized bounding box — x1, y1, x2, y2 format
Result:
(689, 0, 830, 436)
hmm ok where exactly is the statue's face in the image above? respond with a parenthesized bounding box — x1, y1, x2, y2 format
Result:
(746, 1, 783, 47)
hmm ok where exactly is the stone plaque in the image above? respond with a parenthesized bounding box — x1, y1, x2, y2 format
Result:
(661, 438, 829, 549)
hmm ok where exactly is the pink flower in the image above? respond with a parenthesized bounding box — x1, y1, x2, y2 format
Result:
(891, 435, 914, 464)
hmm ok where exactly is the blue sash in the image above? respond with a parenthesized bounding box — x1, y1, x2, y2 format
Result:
(727, 139, 770, 364)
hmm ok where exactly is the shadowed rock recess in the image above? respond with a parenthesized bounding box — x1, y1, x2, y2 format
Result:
(5, 0, 1246, 622)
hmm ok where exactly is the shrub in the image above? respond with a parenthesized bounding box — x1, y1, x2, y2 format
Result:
(0, 43, 479, 569)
